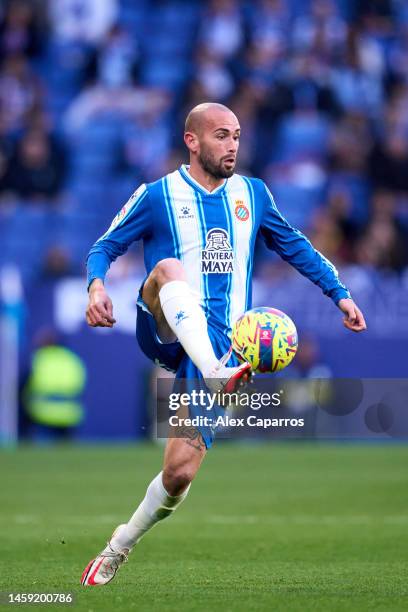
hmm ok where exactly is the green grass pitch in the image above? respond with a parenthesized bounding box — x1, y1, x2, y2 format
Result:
(0, 443, 407, 611)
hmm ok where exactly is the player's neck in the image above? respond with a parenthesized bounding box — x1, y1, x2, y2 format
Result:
(187, 162, 226, 193)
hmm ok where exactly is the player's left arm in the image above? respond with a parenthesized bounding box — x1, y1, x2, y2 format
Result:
(258, 181, 367, 332)
(337, 298, 366, 332)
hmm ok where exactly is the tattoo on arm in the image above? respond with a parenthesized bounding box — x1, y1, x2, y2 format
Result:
(178, 426, 206, 451)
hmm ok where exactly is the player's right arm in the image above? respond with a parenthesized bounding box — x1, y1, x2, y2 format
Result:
(86, 279, 116, 328)
(86, 184, 152, 328)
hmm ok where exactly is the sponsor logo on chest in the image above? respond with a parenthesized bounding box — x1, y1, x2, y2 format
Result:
(201, 228, 234, 274)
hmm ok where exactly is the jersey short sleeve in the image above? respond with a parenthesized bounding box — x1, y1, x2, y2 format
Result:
(258, 180, 351, 304)
(86, 184, 152, 288)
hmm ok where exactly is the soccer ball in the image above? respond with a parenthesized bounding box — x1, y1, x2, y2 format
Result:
(231, 307, 298, 373)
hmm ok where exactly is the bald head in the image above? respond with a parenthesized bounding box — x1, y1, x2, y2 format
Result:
(185, 103, 237, 136)
(184, 102, 240, 180)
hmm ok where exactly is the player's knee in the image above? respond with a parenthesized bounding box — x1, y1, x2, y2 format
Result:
(162, 465, 194, 496)
(152, 258, 185, 289)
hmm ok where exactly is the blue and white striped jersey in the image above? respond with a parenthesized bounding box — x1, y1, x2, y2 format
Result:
(87, 164, 350, 336)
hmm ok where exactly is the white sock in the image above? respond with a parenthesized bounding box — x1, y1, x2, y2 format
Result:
(159, 280, 219, 375)
(110, 471, 190, 551)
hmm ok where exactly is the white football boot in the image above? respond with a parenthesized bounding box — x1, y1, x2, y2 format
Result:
(204, 348, 252, 397)
(81, 524, 129, 586)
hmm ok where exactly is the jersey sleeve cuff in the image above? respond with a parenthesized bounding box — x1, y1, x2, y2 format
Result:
(330, 287, 351, 305)
(87, 276, 105, 292)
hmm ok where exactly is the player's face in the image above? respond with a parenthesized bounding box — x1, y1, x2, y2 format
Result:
(198, 114, 241, 179)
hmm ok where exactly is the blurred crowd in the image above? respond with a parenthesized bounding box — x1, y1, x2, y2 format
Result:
(1, 0, 408, 283)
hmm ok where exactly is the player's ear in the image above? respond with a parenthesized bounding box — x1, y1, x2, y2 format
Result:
(184, 131, 199, 153)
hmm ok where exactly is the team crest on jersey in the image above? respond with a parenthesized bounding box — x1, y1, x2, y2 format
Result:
(235, 201, 249, 221)
(201, 228, 234, 274)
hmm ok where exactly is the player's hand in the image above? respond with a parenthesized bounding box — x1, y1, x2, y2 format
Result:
(337, 298, 366, 333)
(86, 279, 116, 328)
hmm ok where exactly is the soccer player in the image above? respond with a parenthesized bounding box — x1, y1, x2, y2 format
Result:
(81, 102, 366, 586)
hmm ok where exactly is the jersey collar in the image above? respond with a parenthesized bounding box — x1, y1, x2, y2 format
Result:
(178, 164, 228, 196)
